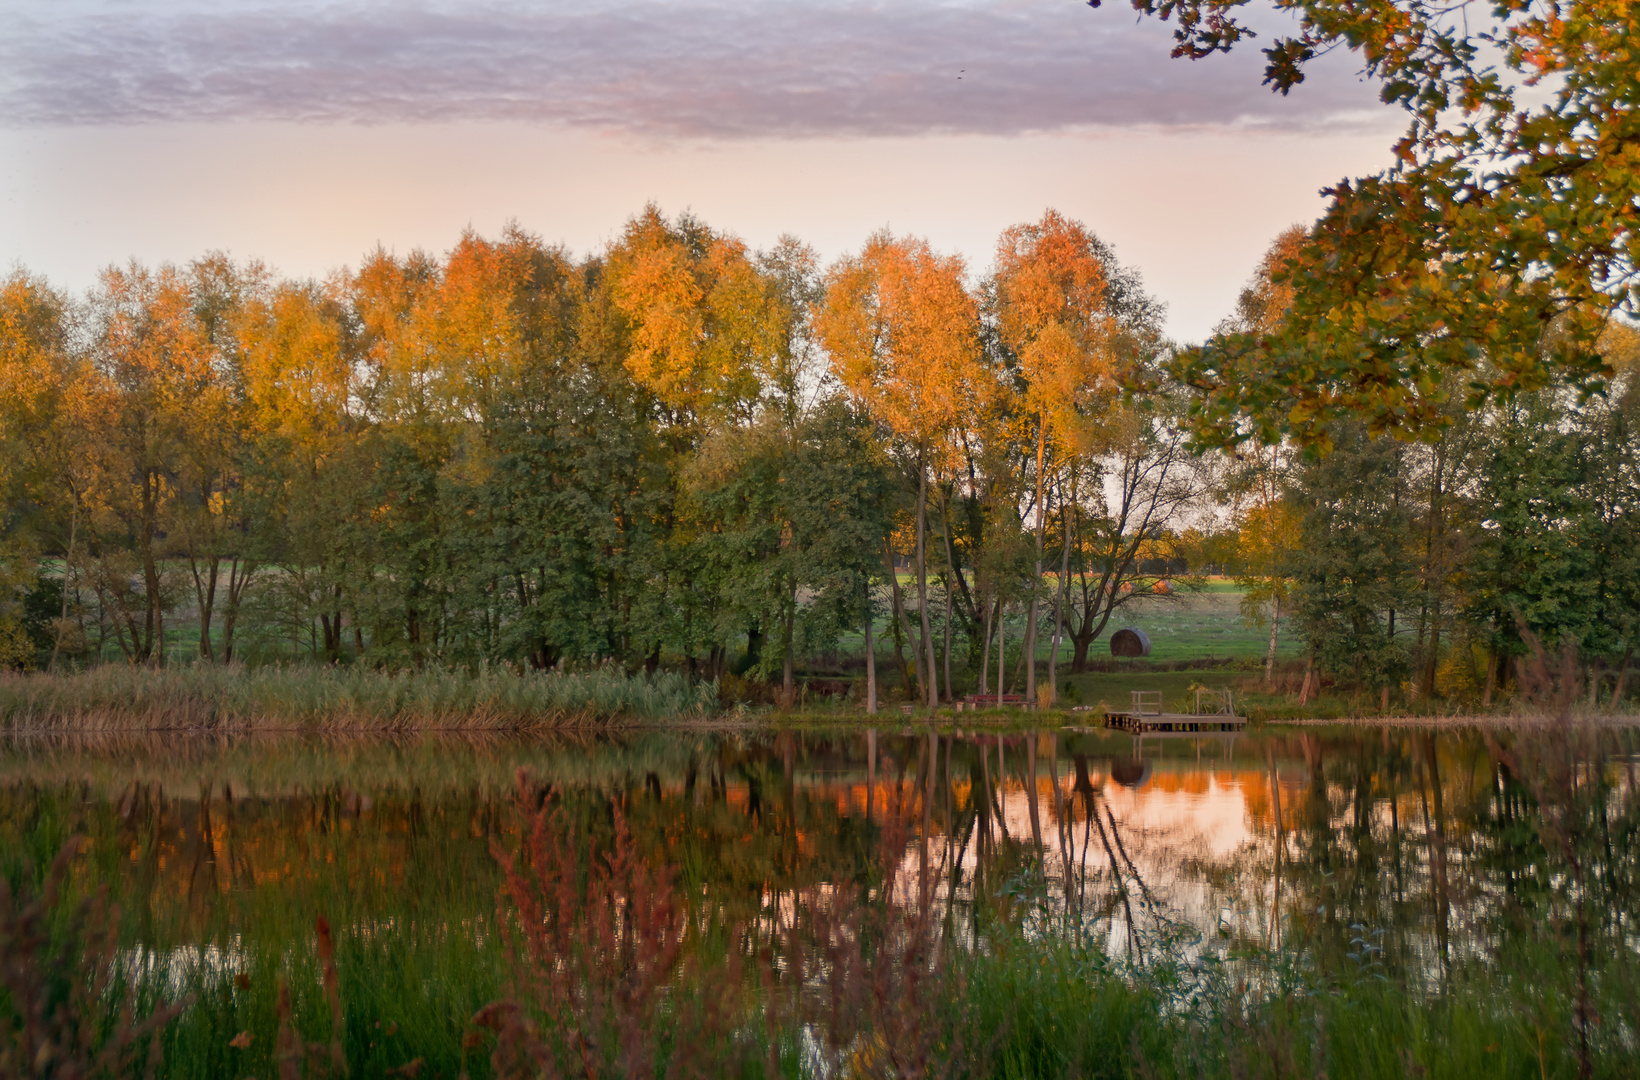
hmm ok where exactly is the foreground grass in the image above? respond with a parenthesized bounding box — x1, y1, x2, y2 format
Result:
(5, 721, 1634, 1080)
(0, 664, 718, 731)
(122, 910, 1640, 1080)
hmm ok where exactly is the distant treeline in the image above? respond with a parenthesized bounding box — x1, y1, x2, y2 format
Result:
(0, 208, 1635, 707)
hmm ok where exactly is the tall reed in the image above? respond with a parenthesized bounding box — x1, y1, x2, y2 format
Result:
(0, 664, 718, 732)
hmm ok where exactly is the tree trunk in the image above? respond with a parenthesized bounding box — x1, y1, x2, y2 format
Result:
(1263, 595, 1280, 687)
(996, 603, 1006, 705)
(915, 454, 938, 709)
(141, 468, 161, 665)
(1048, 478, 1071, 701)
(782, 594, 796, 707)
(883, 541, 915, 698)
(942, 582, 953, 702)
(219, 557, 253, 665)
(1298, 651, 1316, 706)
(978, 595, 994, 696)
(865, 600, 877, 714)
(1421, 602, 1441, 700)
(937, 487, 978, 673)
(1072, 631, 1092, 673)
(48, 501, 77, 673)
(1026, 423, 1048, 704)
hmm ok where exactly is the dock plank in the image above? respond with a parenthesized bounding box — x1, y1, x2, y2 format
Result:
(1104, 711, 1247, 734)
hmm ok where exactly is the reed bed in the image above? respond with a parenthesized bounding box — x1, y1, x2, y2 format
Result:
(0, 664, 719, 732)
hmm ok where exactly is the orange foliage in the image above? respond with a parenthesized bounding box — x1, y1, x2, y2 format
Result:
(817, 230, 982, 453)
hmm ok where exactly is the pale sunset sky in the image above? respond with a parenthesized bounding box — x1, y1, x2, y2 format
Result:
(1, 0, 1401, 342)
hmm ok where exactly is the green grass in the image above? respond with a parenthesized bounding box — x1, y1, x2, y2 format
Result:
(1098, 584, 1301, 663)
(1056, 665, 1249, 713)
(136, 900, 1640, 1080)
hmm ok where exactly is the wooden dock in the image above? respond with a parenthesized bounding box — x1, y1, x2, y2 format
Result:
(1104, 711, 1246, 733)
(1102, 688, 1246, 734)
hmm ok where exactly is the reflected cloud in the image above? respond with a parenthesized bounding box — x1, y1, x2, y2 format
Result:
(1, 0, 1391, 135)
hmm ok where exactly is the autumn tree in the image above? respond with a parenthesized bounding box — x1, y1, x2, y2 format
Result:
(1058, 399, 1206, 671)
(82, 263, 224, 664)
(168, 254, 269, 662)
(1109, 0, 1640, 446)
(0, 272, 86, 668)
(989, 210, 1132, 702)
(606, 205, 793, 432)
(239, 270, 368, 663)
(1213, 228, 1306, 684)
(818, 232, 983, 708)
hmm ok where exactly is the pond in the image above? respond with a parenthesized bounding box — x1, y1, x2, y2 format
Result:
(2, 723, 1635, 1078)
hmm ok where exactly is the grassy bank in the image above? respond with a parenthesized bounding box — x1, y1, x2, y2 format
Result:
(7, 659, 1621, 735)
(0, 664, 718, 731)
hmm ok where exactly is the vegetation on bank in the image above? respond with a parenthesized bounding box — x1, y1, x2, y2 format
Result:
(2, 647, 1634, 732)
(3, 208, 1636, 719)
(0, 663, 716, 730)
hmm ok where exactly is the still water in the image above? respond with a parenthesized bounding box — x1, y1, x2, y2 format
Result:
(4, 722, 1628, 989)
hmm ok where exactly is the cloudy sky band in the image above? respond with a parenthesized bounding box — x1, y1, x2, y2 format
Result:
(2, 1, 1391, 136)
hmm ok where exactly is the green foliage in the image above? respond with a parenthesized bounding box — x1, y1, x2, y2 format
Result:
(1465, 395, 1598, 658)
(4, 204, 1639, 704)
(1283, 425, 1416, 688)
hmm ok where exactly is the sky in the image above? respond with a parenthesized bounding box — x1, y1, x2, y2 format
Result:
(0, 0, 1404, 343)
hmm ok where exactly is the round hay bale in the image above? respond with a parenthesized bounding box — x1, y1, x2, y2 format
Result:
(1109, 628, 1151, 658)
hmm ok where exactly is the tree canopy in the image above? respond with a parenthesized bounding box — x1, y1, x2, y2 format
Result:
(1101, 0, 1640, 446)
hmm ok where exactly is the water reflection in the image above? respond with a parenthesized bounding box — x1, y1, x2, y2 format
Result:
(0, 724, 1633, 993)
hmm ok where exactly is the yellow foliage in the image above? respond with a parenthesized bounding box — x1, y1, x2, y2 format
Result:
(1435, 642, 1488, 699)
(1598, 319, 1640, 377)
(817, 229, 982, 454)
(0, 618, 34, 671)
(607, 206, 783, 422)
(993, 210, 1122, 457)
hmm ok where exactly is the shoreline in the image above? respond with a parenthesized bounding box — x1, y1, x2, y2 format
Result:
(4, 709, 1638, 737)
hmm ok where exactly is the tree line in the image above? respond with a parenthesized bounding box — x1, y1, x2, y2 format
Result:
(1, 207, 1635, 708)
